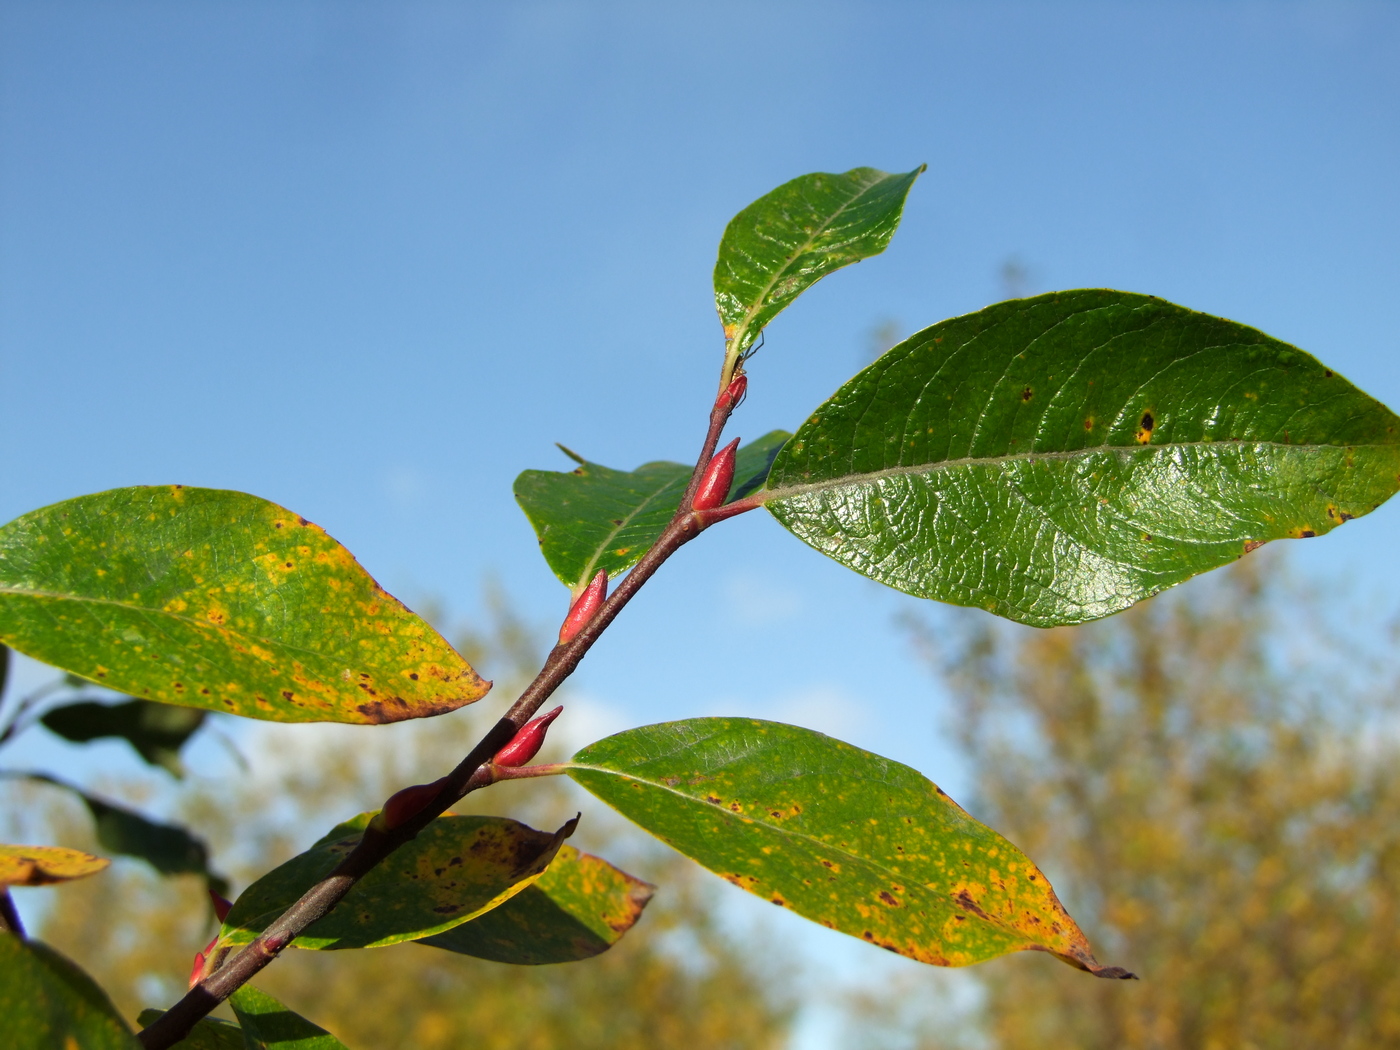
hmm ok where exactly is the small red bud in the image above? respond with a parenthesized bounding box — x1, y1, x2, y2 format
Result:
(716, 372, 748, 413)
(188, 935, 217, 988)
(692, 438, 740, 511)
(209, 889, 232, 924)
(558, 570, 607, 644)
(493, 706, 563, 767)
(378, 776, 449, 831)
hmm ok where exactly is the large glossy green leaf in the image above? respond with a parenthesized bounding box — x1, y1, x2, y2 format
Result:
(515, 432, 790, 591)
(23, 773, 225, 892)
(714, 167, 923, 365)
(419, 843, 654, 964)
(0, 486, 489, 723)
(0, 843, 109, 886)
(137, 1010, 244, 1050)
(229, 986, 348, 1050)
(567, 718, 1129, 976)
(220, 813, 574, 951)
(0, 935, 140, 1049)
(42, 698, 206, 777)
(759, 290, 1400, 627)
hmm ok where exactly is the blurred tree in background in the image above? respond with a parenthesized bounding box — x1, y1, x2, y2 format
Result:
(857, 558, 1400, 1049)
(27, 590, 794, 1049)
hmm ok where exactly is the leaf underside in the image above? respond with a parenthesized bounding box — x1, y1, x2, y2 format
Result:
(715, 166, 924, 360)
(1, 936, 139, 1049)
(515, 432, 790, 591)
(567, 718, 1130, 976)
(220, 813, 574, 951)
(0, 486, 489, 723)
(230, 985, 349, 1049)
(764, 290, 1400, 627)
(419, 843, 655, 964)
(0, 843, 109, 887)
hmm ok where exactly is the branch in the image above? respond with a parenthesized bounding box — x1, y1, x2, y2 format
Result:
(0, 888, 23, 937)
(137, 387, 743, 1049)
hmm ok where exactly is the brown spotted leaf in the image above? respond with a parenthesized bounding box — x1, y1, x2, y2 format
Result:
(567, 718, 1132, 976)
(0, 486, 489, 724)
(0, 843, 109, 887)
(219, 813, 576, 951)
(419, 844, 655, 964)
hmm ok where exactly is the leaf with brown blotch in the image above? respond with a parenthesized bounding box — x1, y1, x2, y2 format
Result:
(0, 843, 109, 887)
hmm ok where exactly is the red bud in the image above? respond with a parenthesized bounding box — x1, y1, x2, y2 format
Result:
(209, 889, 232, 923)
(716, 373, 748, 414)
(558, 570, 607, 644)
(692, 438, 740, 511)
(188, 935, 217, 988)
(378, 776, 449, 831)
(493, 706, 563, 767)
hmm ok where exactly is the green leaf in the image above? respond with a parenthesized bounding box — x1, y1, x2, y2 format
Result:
(714, 167, 924, 365)
(42, 698, 206, 777)
(419, 843, 654, 964)
(229, 986, 348, 1049)
(567, 718, 1130, 976)
(220, 813, 575, 951)
(0, 935, 140, 1049)
(515, 432, 791, 591)
(0, 843, 109, 887)
(137, 1010, 244, 1050)
(0, 486, 489, 724)
(760, 290, 1400, 627)
(23, 773, 226, 893)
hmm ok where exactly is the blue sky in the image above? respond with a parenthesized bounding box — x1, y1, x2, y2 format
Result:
(2, 1, 1399, 1041)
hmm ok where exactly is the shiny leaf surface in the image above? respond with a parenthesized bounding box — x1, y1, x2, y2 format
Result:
(230, 985, 349, 1049)
(714, 167, 923, 362)
(0, 843, 109, 887)
(0, 935, 139, 1049)
(515, 432, 790, 591)
(567, 718, 1129, 975)
(762, 291, 1400, 626)
(220, 813, 575, 951)
(137, 1010, 243, 1050)
(42, 698, 206, 777)
(419, 843, 654, 964)
(0, 486, 489, 723)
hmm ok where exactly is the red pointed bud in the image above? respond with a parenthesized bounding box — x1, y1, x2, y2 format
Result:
(692, 438, 740, 511)
(493, 706, 563, 767)
(375, 776, 449, 832)
(188, 935, 217, 988)
(209, 889, 232, 924)
(716, 372, 748, 414)
(558, 570, 607, 644)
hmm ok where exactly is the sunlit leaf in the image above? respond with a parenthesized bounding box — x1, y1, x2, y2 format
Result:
(420, 843, 654, 964)
(0, 935, 139, 1049)
(567, 718, 1131, 976)
(0, 486, 489, 723)
(0, 843, 109, 887)
(230, 985, 349, 1049)
(137, 1010, 243, 1050)
(42, 698, 206, 777)
(515, 432, 790, 591)
(220, 813, 576, 951)
(715, 167, 923, 362)
(761, 291, 1400, 626)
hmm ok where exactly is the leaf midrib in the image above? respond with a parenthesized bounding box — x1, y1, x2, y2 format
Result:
(724, 171, 894, 353)
(575, 468, 688, 589)
(568, 760, 1013, 935)
(758, 438, 1386, 506)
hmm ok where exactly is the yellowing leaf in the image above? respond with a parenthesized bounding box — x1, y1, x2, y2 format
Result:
(0, 843, 109, 887)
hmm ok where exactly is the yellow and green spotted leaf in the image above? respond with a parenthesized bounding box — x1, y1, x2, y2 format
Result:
(715, 167, 924, 364)
(220, 813, 575, 951)
(0, 486, 489, 723)
(567, 718, 1131, 976)
(137, 1010, 244, 1050)
(1, 935, 140, 1049)
(0, 843, 109, 887)
(229, 985, 349, 1049)
(760, 291, 1400, 626)
(514, 433, 789, 591)
(420, 843, 655, 964)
